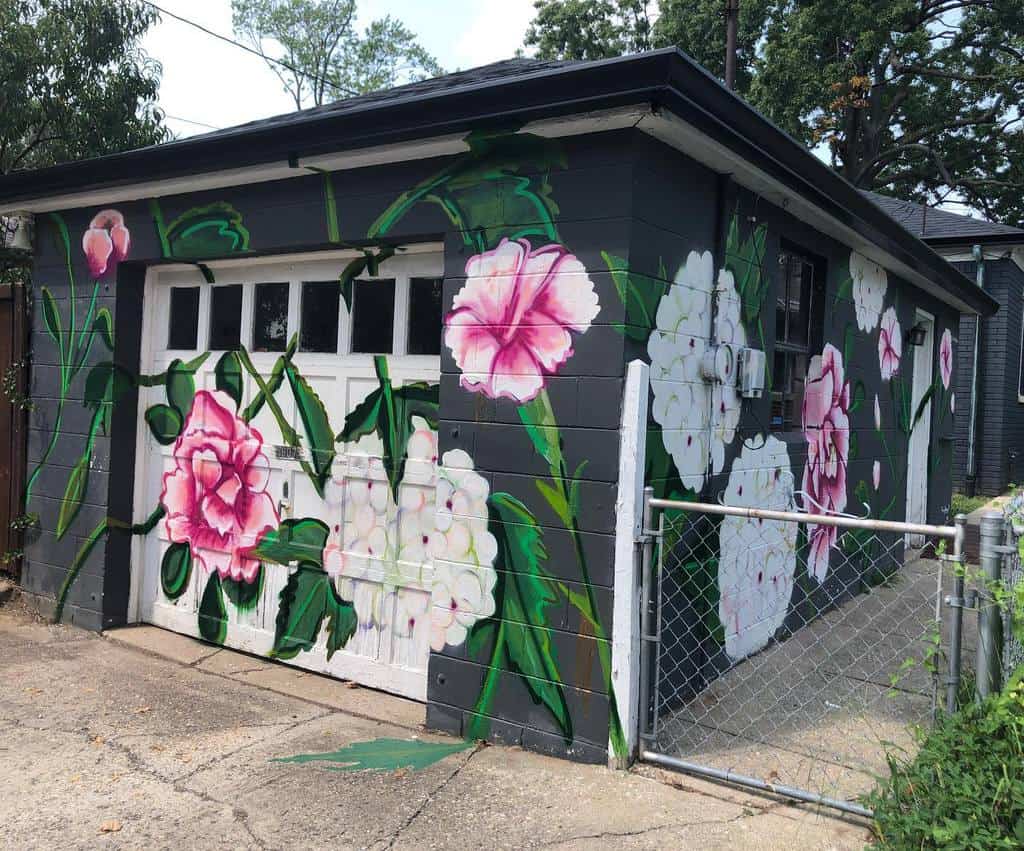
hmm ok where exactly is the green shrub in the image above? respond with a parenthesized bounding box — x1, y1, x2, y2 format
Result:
(866, 676, 1024, 849)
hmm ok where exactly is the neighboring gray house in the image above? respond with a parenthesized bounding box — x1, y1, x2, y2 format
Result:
(868, 192, 1024, 496)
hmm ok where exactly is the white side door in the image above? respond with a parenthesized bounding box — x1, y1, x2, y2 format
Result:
(906, 309, 934, 546)
(132, 248, 443, 700)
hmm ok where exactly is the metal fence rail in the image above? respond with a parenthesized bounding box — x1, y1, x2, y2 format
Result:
(638, 493, 967, 818)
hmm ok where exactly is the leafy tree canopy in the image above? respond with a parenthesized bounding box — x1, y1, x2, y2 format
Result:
(0, 0, 167, 174)
(231, 0, 443, 109)
(525, 0, 1024, 225)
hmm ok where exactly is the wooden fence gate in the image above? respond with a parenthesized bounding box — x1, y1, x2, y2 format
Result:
(0, 281, 28, 578)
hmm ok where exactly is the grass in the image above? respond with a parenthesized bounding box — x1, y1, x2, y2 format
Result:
(950, 492, 991, 518)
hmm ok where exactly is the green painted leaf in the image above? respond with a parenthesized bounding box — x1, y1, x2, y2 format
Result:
(368, 132, 565, 251)
(285, 363, 335, 498)
(466, 619, 497, 660)
(40, 286, 62, 347)
(488, 492, 572, 743)
(254, 518, 329, 568)
(849, 429, 859, 460)
(222, 566, 262, 610)
(240, 340, 294, 422)
(166, 358, 195, 417)
(56, 451, 90, 539)
(912, 381, 936, 429)
(724, 210, 769, 325)
(215, 351, 244, 408)
(93, 307, 114, 351)
(338, 387, 382, 443)
(271, 737, 473, 771)
(337, 358, 440, 500)
(603, 251, 666, 341)
(164, 202, 250, 258)
(145, 404, 183, 445)
(836, 271, 853, 302)
(850, 379, 866, 413)
(161, 542, 192, 599)
(518, 390, 564, 475)
(198, 572, 227, 644)
(271, 564, 356, 660)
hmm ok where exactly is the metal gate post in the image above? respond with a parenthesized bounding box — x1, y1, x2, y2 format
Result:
(976, 510, 1006, 701)
(637, 487, 656, 743)
(945, 514, 967, 714)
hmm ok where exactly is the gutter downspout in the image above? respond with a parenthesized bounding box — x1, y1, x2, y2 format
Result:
(965, 244, 984, 496)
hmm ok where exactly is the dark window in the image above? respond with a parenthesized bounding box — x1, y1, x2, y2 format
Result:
(771, 248, 824, 432)
(408, 277, 443, 355)
(167, 286, 200, 350)
(300, 281, 341, 353)
(209, 284, 243, 351)
(252, 282, 289, 352)
(350, 278, 395, 353)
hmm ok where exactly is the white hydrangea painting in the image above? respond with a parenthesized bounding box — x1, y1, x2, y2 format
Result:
(717, 437, 798, 661)
(648, 251, 746, 492)
(850, 251, 887, 333)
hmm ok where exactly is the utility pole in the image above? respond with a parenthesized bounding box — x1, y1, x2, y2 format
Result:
(725, 0, 739, 90)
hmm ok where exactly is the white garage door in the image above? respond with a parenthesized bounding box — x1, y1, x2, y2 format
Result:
(131, 247, 443, 700)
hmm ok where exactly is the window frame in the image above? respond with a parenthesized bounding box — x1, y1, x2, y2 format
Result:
(150, 245, 444, 367)
(770, 240, 827, 436)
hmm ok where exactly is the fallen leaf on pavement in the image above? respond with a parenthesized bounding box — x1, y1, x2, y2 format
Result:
(98, 820, 122, 834)
(133, 706, 152, 714)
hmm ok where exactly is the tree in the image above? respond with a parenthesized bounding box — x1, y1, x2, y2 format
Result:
(0, 0, 167, 174)
(524, 0, 1024, 225)
(524, 0, 653, 61)
(231, 0, 442, 109)
(750, 0, 1024, 223)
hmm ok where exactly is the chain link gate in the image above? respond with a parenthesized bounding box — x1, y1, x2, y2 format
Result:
(637, 493, 967, 817)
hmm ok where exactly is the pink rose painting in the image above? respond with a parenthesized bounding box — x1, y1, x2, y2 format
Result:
(161, 390, 279, 584)
(878, 306, 902, 381)
(801, 344, 850, 582)
(82, 209, 130, 279)
(939, 328, 953, 390)
(444, 238, 599, 404)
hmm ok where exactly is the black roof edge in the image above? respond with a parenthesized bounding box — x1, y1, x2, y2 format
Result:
(0, 47, 997, 316)
(922, 232, 1024, 249)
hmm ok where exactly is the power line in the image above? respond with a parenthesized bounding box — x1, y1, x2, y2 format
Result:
(163, 113, 222, 131)
(141, 0, 360, 99)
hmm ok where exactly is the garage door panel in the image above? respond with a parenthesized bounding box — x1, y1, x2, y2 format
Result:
(137, 252, 442, 701)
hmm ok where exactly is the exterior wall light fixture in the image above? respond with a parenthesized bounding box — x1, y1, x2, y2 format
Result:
(907, 322, 928, 347)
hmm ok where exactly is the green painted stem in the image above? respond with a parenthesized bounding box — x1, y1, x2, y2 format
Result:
(236, 347, 299, 444)
(466, 617, 508, 740)
(522, 389, 627, 756)
(150, 198, 171, 258)
(54, 517, 108, 622)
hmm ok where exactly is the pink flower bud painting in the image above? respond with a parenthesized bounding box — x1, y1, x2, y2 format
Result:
(82, 209, 130, 279)
(444, 238, 599, 404)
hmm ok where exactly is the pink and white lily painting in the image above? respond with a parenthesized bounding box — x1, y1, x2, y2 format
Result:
(878, 306, 902, 381)
(444, 237, 599, 404)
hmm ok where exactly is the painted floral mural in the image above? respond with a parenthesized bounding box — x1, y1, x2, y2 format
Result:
(801, 344, 851, 582)
(445, 238, 600, 404)
(647, 251, 746, 491)
(718, 437, 797, 660)
(160, 390, 278, 584)
(850, 251, 887, 333)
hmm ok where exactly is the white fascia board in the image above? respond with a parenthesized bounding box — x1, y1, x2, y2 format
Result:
(637, 110, 981, 315)
(3, 108, 647, 216)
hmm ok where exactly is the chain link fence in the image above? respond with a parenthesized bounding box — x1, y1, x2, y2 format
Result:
(639, 496, 967, 817)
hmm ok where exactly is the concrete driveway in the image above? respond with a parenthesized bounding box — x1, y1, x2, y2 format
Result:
(0, 603, 870, 850)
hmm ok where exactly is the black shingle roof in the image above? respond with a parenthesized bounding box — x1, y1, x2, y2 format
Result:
(864, 190, 1024, 243)
(0, 48, 999, 315)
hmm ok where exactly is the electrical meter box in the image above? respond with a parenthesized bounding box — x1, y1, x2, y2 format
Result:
(738, 348, 766, 398)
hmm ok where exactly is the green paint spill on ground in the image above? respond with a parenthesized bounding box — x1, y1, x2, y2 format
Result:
(271, 738, 473, 772)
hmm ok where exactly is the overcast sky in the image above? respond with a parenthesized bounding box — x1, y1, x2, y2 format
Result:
(142, 0, 539, 138)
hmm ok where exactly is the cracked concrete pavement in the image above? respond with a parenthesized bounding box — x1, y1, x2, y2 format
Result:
(0, 606, 872, 850)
